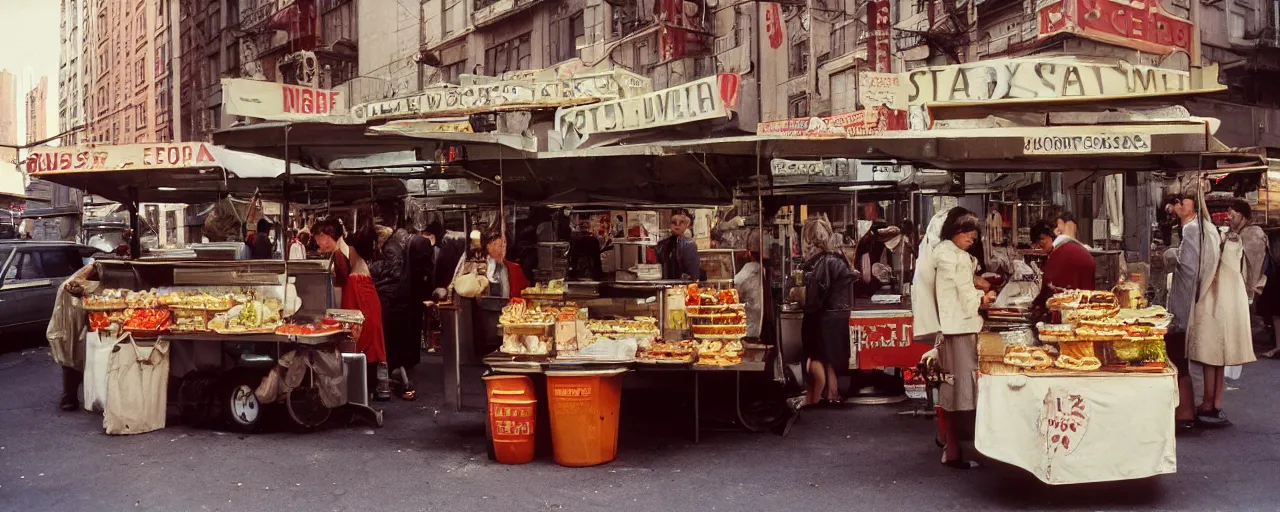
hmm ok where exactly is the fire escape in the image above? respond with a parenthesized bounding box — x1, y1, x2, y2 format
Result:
(891, 0, 973, 64)
(606, 0, 715, 87)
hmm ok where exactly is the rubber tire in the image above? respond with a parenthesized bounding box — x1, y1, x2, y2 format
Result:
(177, 372, 218, 427)
(220, 371, 267, 433)
(285, 369, 333, 431)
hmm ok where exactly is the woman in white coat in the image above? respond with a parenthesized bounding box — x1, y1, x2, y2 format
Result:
(931, 208, 995, 469)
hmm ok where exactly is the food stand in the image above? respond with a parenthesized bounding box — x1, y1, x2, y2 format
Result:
(24, 142, 408, 432)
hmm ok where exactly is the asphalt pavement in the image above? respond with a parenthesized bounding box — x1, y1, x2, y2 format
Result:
(2, 344, 1278, 512)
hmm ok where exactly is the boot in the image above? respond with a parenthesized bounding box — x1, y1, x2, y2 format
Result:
(60, 367, 83, 412)
(373, 362, 393, 402)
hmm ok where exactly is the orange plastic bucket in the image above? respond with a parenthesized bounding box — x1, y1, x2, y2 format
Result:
(484, 374, 537, 400)
(545, 369, 627, 467)
(483, 375, 537, 465)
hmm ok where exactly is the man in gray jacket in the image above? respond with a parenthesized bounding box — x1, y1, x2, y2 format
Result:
(1165, 194, 1201, 432)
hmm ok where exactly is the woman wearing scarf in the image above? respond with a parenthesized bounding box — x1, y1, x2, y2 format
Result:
(799, 216, 854, 407)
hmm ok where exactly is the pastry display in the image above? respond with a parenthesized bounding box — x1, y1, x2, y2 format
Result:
(501, 333, 552, 355)
(1036, 323, 1075, 341)
(696, 339, 743, 366)
(275, 322, 343, 336)
(1003, 346, 1054, 369)
(499, 300, 557, 326)
(586, 318, 660, 336)
(637, 340, 697, 362)
(84, 289, 128, 310)
(521, 280, 566, 296)
(1054, 355, 1102, 371)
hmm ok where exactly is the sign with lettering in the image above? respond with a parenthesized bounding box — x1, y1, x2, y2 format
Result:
(849, 310, 923, 369)
(553, 74, 738, 137)
(222, 78, 347, 122)
(1022, 133, 1151, 155)
(26, 143, 219, 174)
(1038, 0, 1192, 55)
(461, 69, 652, 99)
(352, 73, 652, 122)
(902, 56, 1205, 106)
(868, 0, 892, 72)
(757, 107, 908, 138)
(764, 3, 785, 50)
(488, 400, 536, 443)
(859, 71, 908, 109)
(1036, 387, 1090, 458)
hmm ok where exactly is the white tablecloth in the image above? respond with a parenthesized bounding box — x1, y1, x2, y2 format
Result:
(975, 371, 1177, 485)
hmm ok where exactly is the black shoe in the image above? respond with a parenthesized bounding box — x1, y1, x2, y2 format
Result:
(1175, 420, 1198, 436)
(1196, 409, 1231, 428)
(59, 395, 79, 412)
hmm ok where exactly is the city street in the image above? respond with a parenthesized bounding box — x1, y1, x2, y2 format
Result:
(2, 345, 1278, 511)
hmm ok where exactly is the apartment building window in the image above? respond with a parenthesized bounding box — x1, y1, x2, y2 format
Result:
(549, 11, 586, 65)
(787, 93, 809, 118)
(485, 33, 532, 76)
(443, 0, 466, 38)
(157, 0, 168, 28)
(321, 0, 357, 44)
(136, 104, 147, 129)
(789, 38, 809, 78)
(830, 21, 856, 58)
(136, 57, 146, 89)
(475, 0, 499, 11)
(208, 55, 219, 86)
(439, 61, 466, 84)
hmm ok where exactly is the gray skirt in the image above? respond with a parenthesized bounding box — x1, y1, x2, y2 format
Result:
(937, 333, 978, 412)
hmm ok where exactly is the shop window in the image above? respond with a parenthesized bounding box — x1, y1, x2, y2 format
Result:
(439, 61, 466, 84)
(787, 93, 809, 118)
(485, 32, 531, 76)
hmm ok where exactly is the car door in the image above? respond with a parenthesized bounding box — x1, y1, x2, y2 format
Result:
(0, 248, 54, 331)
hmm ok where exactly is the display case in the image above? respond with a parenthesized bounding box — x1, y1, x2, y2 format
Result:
(698, 248, 738, 286)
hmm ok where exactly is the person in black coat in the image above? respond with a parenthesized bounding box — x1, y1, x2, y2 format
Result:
(251, 219, 275, 259)
(800, 216, 854, 407)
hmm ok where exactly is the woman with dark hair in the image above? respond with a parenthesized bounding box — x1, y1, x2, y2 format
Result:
(931, 207, 995, 469)
(312, 216, 391, 401)
(799, 216, 854, 407)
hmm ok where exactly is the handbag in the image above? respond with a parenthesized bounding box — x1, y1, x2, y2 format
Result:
(452, 259, 490, 299)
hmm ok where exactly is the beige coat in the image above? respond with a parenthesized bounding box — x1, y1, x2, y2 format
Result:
(934, 240, 985, 335)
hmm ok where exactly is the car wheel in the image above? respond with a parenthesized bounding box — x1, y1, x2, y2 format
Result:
(221, 371, 268, 432)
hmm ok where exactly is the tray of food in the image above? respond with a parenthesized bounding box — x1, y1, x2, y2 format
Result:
(694, 339, 743, 367)
(636, 340, 697, 364)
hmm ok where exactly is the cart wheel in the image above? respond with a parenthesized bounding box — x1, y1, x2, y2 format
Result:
(221, 372, 266, 432)
(286, 370, 332, 431)
(177, 372, 218, 427)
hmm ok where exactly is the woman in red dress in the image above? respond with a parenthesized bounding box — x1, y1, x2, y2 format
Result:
(312, 217, 390, 401)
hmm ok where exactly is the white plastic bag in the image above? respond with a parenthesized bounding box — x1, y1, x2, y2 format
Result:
(83, 331, 117, 412)
(104, 336, 170, 435)
(1225, 365, 1242, 381)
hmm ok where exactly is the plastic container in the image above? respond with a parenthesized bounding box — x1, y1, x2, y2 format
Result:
(545, 368, 627, 467)
(483, 375, 537, 465)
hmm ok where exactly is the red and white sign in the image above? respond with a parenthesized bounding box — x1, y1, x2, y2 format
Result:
(848, 310, 927, 369)
(1036, 0, 1192, 55)
(764, 3, 785, 50)
(867, 0, 892, 73)
(758, 106, 907, 138)
(25, 143, 219, 174)
(1036, 387, 1091, 458)
(222, 78, 347, 122)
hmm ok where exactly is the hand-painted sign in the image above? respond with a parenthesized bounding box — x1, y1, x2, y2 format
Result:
(353, 70, 651, 122)
(241, 0, 294, 31)
(553, 74, 738, 137)
(1023, 133, 1152, 155)
(1037, 0, 1192, 55)
(770, 158, 861, 186)
(902, 56, 1206, 105)
(223, 78, 346, 121)
(764, 3, 785, 50)
(757, 106, 907, 137)
(461, 69, 652, 99)
(859, 71, 908, 109)
(867, 0, 892, 72)
(26, 143, 219, 174)
(849, 310, 923, 369)
(1037, 387, 1090, 458)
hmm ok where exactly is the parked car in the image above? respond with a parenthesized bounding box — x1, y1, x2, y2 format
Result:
(0, 241, 103, 335)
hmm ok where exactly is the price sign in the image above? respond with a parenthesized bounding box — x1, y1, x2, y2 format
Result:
(1036, 387, 1090, 457)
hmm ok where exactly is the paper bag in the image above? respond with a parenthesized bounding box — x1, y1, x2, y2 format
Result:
(104, 337, 170, 435)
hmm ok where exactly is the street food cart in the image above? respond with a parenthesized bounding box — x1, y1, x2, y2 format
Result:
(24, 142, 408, 432)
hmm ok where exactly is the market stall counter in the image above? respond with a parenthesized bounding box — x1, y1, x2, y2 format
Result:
(87, 259, 383, 432)
(976, 289, 1177, 484)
